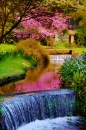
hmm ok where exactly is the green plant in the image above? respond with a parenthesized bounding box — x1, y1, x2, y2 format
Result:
(75, 28, 86, 46)
(15, 39, 50, 69)
(41, 37, 55, 47)
(60, 53, 86, 116)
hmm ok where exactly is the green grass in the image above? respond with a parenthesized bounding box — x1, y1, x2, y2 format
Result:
(0, 57, 30, 78)
(54, 42, 69, 49)
(72, 47, 86, 53)
(0, 50, 37, 86)
(42, 42, 86, 54)
(54, 42, 86, 54)
(0, 44, 15, 53)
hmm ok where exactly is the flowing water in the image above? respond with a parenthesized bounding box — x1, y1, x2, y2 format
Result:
(17, 117, 81, 130)
(1, 89, 76, 130)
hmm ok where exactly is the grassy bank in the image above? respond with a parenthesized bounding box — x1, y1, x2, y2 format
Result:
(0, 50, 37, 86)
(42, 41, 86, 54)
(0, 44, 15, 52)
(54, 42, 86, 54)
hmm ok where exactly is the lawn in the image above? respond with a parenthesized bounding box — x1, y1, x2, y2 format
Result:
(42, 42, 86, 54)
(0, 50, 37, 86)
(0, 44, 15, 52)
(54, 42, 86, 54)
(72, 47, 86, 53)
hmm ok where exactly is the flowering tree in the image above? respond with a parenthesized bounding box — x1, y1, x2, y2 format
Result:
(0, 0, 75, 43)
(14, 12, 69, 40)
(0, 0, 45, 43)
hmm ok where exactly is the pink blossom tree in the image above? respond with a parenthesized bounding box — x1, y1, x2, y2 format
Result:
(0, 0, 75, 43)
(0, 0, 45, 43)
(14, 12, 70, 40)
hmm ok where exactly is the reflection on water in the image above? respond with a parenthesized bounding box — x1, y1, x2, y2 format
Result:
(0, 49, 50, 95)
(15, 71, 61, 93)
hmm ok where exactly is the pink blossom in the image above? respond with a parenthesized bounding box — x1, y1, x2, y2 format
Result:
(14, 13, 70, 40)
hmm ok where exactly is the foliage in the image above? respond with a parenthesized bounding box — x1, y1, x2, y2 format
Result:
(71, 10, 86, 28)
(15, 39, 50, 65)
(15, 71, 61, 92)
(46, 0, 77, 14)
(15, 39, 50, 82)
(3, 34, 17, 44)
(60, 53, 86, 116)
(75, 28, 86, 46)
(40, 37, 55, 46)
(14, 12, 69, 41)
(0, 0, 84, 43)
(0, 0, 45, 43)
(71, 9, 86, 46)
(0, 0, 68, 43)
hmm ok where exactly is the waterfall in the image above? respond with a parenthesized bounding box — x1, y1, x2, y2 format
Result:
(1, 89, 76, 130)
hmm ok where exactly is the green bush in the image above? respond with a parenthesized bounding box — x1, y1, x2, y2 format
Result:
(15, 39, 50, 82)
(75, 28, 86, 46)
(40, 37, 55, 46)
(15, 39, 50, 67)
(60, 53, 86, 117)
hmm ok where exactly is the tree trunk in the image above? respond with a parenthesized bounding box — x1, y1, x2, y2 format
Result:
(0, 36, 4, 44)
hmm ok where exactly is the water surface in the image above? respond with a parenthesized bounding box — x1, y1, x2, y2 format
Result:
(18, 117, 81, 130)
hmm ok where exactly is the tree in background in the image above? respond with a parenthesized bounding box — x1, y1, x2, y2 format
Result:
(0, 0, 44, 44)
(0, 0, 77, 44)
(13, 11, 69, 42)
(71, 0, 86, 46)
(60, 0, 86, 46)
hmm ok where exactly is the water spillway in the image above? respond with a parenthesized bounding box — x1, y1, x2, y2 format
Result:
(1, 89, 76, 130)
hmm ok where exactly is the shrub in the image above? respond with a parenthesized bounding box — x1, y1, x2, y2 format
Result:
(15, 39, 50, 64)
(40, 37, 55, 46)
(60, 53, 86, 117)
(15, 39, 50, 82)
(75, 28, 86, 46)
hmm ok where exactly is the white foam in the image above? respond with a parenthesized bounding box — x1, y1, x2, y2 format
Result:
(17, 116, 80, 130)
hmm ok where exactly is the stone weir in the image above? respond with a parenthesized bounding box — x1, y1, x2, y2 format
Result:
(1, 89, 76, 130)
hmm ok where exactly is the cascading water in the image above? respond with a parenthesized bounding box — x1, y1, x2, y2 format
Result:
(1, 89, 76, 130)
